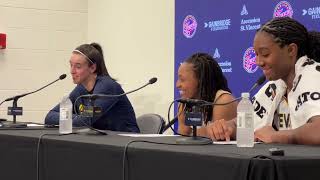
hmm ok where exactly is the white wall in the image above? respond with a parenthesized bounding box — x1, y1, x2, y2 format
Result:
(88, 0, 174, 122)
(0, 0, 88, 123)
(0, 0, 174, 126)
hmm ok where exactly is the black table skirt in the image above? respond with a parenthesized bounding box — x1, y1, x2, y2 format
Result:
(0, 129, 319, 180)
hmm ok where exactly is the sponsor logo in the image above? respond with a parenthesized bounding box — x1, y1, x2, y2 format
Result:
(243, 47, 258, 73)
(183, 15, 197, 38)
(241, 5, 248, 16)
(240, 4, 261, 31)
(273, 1, 293, 17)
(204, 19, 231, 32)
(213, 48, 232, 73)
(219, 60, 232, 73)
(240, 17, 261, 31)
(302, 6, 320, 19)
(213, 48, 221, 59)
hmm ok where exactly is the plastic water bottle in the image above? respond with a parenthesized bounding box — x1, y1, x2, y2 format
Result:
(59, 95, 73, 134)
(236, 92, 254, 147)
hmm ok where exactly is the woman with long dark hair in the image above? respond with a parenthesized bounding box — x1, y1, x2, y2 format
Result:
(176, 52, 237, 139)
(45, 43, 139, 132)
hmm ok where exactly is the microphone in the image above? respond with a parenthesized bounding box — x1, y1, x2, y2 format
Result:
(176, 99, 207, 105)
(248, 75, 266, 93)
(75, 77, 157, 115)
(149, 77, 157, 84)
(0, 74, 67, 128)
(80, 77, 157, 99)
(163, 75, 267, 133)
(74, 77, 157, 135)
(3, 74, 67, 102)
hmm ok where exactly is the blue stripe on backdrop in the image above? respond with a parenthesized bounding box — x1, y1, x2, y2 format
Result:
(174, 0, 320, 131)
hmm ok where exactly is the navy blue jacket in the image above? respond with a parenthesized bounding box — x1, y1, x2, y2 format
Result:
(45, 76, 140, 133)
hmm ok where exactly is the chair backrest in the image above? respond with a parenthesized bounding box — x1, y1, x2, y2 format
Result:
(136, 113, 165, 134)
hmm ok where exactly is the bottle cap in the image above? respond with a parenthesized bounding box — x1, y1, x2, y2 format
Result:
(241, 92, 250, 98)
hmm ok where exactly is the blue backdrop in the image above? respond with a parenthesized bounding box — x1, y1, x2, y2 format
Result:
(174, 0, 320, 128)
(175, 0, 320, 99)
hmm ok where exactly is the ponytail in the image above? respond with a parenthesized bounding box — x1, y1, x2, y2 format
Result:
(89, 43, 110, 77)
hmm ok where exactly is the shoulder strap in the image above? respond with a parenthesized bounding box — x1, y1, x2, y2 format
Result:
(213, 90, 231, 103)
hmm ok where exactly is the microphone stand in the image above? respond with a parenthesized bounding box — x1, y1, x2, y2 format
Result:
(162, 116, 178, 132)
(175, 105, 212, 145)
(1, 74, 67, 128)
(75, 77, 157, 135)
(165, 100, 211, 144)
(170, 75, 266, 144)
(4, 97, 27, 128)
(12, 98, 23, 124)
(81, 97, 107, 135)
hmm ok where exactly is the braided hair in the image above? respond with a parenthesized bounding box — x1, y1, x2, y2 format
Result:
(74, 43, 112, 77)
(258, 17, 320, 62)
(185, 53, 231, 123)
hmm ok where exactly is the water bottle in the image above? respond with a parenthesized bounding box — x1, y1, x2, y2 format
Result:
(59, 95, 73, 134)
(236, 92, 254, 147)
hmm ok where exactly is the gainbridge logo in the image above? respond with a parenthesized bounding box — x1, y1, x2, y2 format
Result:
(302, 6, 320, 20)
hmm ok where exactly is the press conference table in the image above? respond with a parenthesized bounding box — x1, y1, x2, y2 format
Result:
(0, 128, 319, 180)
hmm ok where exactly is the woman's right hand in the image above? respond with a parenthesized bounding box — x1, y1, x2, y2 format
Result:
(206, 118, 236, 141)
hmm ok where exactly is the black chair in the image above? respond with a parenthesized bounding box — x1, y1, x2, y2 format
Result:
(136, 113, 165, 134)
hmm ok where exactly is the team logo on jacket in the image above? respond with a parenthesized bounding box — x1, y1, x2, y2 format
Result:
(265, 83, 277, 101)
(273, 1, 293, 17)
(183, 15, 197, 38)
(243, 47, 258, 73)
(79, 104, 85, 113)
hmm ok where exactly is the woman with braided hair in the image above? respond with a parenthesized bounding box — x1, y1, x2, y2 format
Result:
(209, 17, 320, 144)
(176, 52, 237, 140)
(45, 43, 140, 132)
(252, 17, 320, 144)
